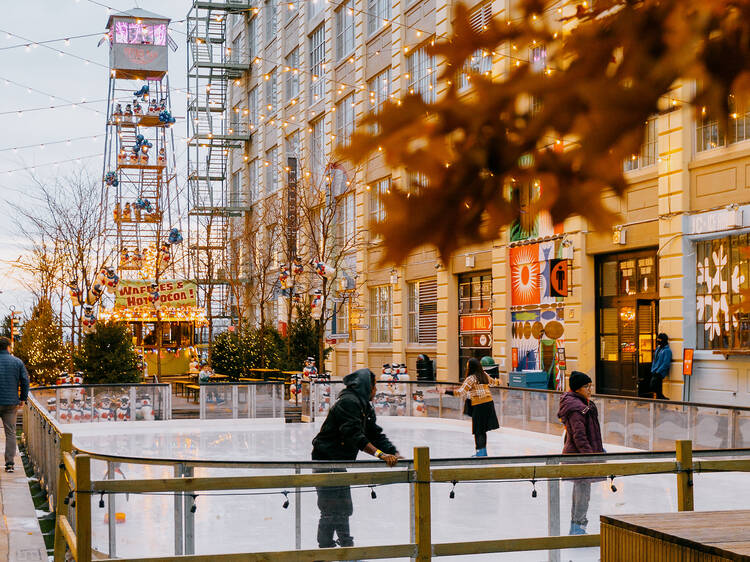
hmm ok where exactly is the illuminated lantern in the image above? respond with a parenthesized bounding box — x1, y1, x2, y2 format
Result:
(310, 290, 323, 320)
(82, 306, 97, 334)
(291, 257, 304, 276)
(311, 259, 335, 279)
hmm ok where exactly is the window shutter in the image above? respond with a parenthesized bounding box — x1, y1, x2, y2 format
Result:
(418, 279, 438, 344)
(469, 3, 491, 32)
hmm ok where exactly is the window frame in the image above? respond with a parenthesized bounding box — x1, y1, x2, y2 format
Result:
(310, 24, 326, 102)
(265, 146, 279, 194)
(406, 44, 436, 103)
(265, 68, 278, 113)
(336, 0, 355, 61)
(369, 176, 390, 228)
(367, 0, 391, 36)
(285, 48, 300, 100)
(335, 92, 355, 147)
(369, 284, 393, 343)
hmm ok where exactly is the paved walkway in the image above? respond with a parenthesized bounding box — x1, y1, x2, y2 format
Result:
(0, 430, 48, 562)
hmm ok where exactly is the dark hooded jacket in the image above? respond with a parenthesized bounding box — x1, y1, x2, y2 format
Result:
(312, 369, 398, 461)
(557, 391, 604, 454)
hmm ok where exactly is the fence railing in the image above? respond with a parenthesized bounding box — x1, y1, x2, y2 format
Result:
(45, 432, 750, 562)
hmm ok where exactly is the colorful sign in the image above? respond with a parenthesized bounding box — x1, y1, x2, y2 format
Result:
(115, 280, 197, 309)
(459, 314, 492, 333)
(510, 244, 540, 306)
(550, 259, 569, 297)
(683, 348, 694, 376)
(511, 348, 519, 370)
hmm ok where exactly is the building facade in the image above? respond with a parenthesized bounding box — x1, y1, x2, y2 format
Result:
(221, 0, 750, 406)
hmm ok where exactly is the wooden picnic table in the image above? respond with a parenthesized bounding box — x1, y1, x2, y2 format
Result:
(601, 510, 750, 561)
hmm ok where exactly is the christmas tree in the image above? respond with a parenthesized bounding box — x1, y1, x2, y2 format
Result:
(73, 322, 140, 384)
(14, 299, 67, 385)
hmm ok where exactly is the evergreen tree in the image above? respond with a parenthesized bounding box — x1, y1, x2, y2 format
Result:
(14, 300, 67, 385)
(210, 331, 245, 380)
(282, 306, 327, 370)
(73, 322, 140, 384)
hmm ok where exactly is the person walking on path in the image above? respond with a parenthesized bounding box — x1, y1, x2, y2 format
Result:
(557, 371, 604, 536)
(443, 357, 501, 457)
(650, 333, 672, 400)
(0, 336, 29, 473)
(311, 369, 400, 549)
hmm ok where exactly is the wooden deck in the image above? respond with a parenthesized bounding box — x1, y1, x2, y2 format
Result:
(601, 510, 750, 561)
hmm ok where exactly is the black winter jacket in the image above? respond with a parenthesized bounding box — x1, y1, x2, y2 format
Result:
(312, 369, 398, 461)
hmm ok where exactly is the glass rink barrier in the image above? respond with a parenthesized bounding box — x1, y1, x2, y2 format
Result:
(304, 381, 750, 451)
(198, 382, 286, 420)
(20, 400, 750, 562)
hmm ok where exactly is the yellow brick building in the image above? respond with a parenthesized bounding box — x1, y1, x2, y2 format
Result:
(223, 0, 750, 405)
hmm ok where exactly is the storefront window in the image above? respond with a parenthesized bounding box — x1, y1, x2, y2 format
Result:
(696, 233, 750, 349)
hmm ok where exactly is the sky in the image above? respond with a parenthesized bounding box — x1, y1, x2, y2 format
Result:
(0, 0, 192, 319)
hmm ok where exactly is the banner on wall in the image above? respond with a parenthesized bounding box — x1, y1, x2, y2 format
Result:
(115, 280, 197, 309)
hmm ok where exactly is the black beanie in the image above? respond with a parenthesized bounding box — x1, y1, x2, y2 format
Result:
(569, 371, 592, 391)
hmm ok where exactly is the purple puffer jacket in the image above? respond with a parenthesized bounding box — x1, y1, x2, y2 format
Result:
(557, 392, 604, 454)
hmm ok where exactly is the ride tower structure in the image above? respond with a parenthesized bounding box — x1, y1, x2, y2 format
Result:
(187, 0, 253, 342)
(100, 9, 202, 377)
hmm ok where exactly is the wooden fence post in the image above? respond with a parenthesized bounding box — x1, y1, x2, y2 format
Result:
(676, 440, 694, 512)
(75, 454, 92, 562)
(53, 433, 73, 561)
(414, 447, 432, 561)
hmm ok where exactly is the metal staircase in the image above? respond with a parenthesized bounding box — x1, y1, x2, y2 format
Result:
(187, 0, 253, 340)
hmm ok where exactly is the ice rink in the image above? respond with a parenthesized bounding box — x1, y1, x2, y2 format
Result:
(62, 416, 750, 561)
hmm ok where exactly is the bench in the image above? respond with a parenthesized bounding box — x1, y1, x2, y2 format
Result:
(185, 384, 200, 402)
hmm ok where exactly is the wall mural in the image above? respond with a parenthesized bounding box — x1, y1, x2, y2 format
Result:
(509, 214, 566, 389)
(696, 240, 747, 346)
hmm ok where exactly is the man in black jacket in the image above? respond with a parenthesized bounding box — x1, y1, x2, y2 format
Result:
(311, 369, 400, 549)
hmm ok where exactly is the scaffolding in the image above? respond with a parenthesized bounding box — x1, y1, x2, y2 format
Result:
(187, 0, 253, 341)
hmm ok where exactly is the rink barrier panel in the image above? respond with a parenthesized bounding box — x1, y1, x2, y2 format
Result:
(49, 436, 750, 562)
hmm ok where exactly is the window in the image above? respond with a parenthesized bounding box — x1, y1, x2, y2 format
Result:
(230, 35, 241, 63)
(696, 234, 750, 350)
(336, 93, 355, 146)
(529, 45, 547, 114)
(408, 279, 438, 344)
(113, 21, 167, 46)
(248, 16, 257, 59)
(310, 117, 325, 182)
(407, 170, 429, 195)
(367, 0, 391, 36)
(308, 0, 325, 20)
(624, 117, 658, 171)
(336, 191, 356, 245)
(407, 45, 436, 103)
(459, 3, 493, 89)
(285, 48, 300, 100)
(266, 0, 278, 43)
(333, 298, 349, 335)
(231, 170, 242, 206)
(265, 68, 277, 113)
(230, 103, 240, 132)
(265, 146, 279, 193)
(368, 68, 390, 132)
(286, 130, 300, 159)
(369, 285, 392, 343)
(369, 176, 389, 227)
(310, 24, 326, 102)
(249, 159, 260, 202)
(336, 0, 355, 61)
(697, 98, 750, 152)
(249, 87, 259, 126)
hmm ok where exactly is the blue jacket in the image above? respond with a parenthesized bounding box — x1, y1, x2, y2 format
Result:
(0, 350, 29, 405)
(651, 345, 672, 379)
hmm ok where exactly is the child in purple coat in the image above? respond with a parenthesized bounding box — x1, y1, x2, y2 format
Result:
(558, 371, 604, 535)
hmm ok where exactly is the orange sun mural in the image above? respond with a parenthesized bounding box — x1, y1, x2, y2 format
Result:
(510, 244, 540, 306)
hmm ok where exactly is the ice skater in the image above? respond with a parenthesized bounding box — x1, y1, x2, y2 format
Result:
(557, 371, 604, 535)
(311, 369, 401, 549)
(442, 357, 501, 457)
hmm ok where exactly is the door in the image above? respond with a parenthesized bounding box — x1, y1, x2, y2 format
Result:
(596, 251, 658, 397)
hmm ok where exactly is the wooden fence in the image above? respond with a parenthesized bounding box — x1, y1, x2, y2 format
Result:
(52, 438, 750, 561)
